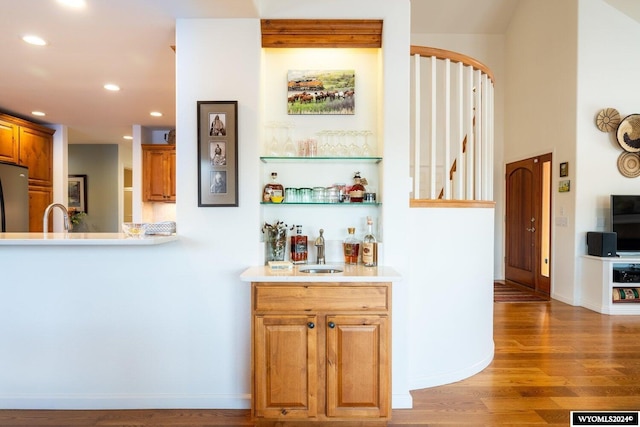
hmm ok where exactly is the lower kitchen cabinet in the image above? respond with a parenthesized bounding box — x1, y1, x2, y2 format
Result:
(251, 282, 391, 426)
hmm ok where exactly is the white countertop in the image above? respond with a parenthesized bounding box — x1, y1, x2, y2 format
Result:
(240, 264, 401, 283)
(0, 232, 179, 246)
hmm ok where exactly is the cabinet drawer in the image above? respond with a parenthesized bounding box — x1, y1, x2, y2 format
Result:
(254, 284, 389, 312)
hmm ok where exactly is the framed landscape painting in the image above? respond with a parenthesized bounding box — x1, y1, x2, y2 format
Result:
(287, 70, 355, 115)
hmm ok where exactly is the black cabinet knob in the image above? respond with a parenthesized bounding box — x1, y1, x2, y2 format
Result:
(328, 322, 335, 329)
(307, 322, 315, 329)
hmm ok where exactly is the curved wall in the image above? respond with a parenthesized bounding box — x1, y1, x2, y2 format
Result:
(407, 206, 495, 388)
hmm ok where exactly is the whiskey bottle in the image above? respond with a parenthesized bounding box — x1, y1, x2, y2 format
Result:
(263, 172, 284, 202)
(290, 225, 308, 264)
(348, 172, 366, 203)
(362, 216, 378, 267)
(343, 227, 360, 265)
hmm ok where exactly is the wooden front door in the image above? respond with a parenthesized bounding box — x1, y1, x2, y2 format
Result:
(505, 154, 551, 295)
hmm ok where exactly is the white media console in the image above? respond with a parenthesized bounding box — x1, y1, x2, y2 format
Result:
(581, 255, 640, 315)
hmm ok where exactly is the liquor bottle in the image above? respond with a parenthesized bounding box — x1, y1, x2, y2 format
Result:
(263, 172, 284, 202)
(290, 225, 308, 264)
(348, 172, 366, 203)
(343, 227, 360, 265)
(362, 216, 378, 267)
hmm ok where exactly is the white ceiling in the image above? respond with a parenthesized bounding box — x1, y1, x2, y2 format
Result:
(2, 0, 639, 145)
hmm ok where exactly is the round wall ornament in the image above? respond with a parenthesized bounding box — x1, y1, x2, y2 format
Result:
(617, 151, 640, 178)
(595, 107, 620, 132)
(616, 114, 640, 152)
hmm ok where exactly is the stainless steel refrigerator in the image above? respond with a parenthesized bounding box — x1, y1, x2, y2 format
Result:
(0, 161, 29, 232)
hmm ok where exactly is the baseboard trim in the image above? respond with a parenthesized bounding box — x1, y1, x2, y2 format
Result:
(407, 344, 494, 390)
(0, 393, 251, 410)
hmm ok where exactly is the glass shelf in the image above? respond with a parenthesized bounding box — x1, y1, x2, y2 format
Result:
(260, 156, 382, 163)
(261, 202, 381, 206)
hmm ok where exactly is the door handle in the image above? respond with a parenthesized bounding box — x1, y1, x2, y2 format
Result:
(526, 227, 536, 232)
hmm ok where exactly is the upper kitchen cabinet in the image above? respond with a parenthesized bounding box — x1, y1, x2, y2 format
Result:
(142, 144, 176, 202)
(0, 113, 55, 232)
(0, 117, 19, 163)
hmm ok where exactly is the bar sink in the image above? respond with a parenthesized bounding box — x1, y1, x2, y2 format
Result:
(299, 266, 343, 274)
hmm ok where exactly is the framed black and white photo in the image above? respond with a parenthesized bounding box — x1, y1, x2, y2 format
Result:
(197, 101, 238, 207)
(68, 174, 87, 213)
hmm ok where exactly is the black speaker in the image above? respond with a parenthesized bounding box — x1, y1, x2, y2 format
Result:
(586, 231, 617, 257)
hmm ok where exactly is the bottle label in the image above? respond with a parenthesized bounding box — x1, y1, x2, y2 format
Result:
(362, 242, 377, 266)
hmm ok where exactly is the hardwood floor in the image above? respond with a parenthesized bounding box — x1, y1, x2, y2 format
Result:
(1, 299, 639, 426)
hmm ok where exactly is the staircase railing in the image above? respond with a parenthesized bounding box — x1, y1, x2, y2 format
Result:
(410, 46, 494, 206)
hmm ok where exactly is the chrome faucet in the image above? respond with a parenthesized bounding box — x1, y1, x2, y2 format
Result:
(314, 229, 325, 264)
(43, 203, 69, 233)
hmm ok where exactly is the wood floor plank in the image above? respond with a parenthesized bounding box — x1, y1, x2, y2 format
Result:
(2, 298, 640, 426)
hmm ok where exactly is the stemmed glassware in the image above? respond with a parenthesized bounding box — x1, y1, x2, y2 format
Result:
(348, 130, 361, 156)
(266, 122, 280, 156)
(361, 130, 373, 157)
(283, 122, 296, 157)
(335, 130, 348, 157)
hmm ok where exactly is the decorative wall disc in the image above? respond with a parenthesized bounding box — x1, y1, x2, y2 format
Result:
(596, 107, 620, 132)
(617, 151, 640, 178)
(617, 114, 640, 152)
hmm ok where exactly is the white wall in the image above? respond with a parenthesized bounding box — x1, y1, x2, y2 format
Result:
(503, 0, 579, 303)
(575, 0, 640, 301)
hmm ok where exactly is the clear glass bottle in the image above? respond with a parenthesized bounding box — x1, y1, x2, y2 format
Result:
(343, 227, 360, 265)
(362, 216, 378, 267)
(263, 172, 284, 202)
(349, 172, 366, 203)
(290, 225, 308, 264)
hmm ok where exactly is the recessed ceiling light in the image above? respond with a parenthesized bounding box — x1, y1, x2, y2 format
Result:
(104, 83, 120, 91)
(123, 135, 133, 140)
(57, 0, 86, 8)
(22, 35, 47, 46)
(150, 112, 163, 117)
(32, 111, 46, 117)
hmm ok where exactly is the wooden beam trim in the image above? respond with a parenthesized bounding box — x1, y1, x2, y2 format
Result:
(261, 19, 383, 48)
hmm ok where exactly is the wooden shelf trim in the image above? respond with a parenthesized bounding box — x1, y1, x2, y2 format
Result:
(261, 19, 383, 48)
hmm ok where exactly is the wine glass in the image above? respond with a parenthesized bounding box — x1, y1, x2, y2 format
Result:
(267, 122, 280, 156)
(348, 130, 361, 157)
(283, 122, 296, 157)
(361, 130, 373, 157)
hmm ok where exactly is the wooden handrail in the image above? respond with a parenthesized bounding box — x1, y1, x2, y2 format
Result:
(410, 199, 495, 209)
(410, 45, 494, 83)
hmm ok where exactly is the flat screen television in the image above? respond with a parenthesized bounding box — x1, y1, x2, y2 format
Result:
(611, 195, 640, 253)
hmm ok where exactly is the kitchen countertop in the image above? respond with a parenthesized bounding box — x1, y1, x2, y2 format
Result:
(0, 232, 178, 246)
(240, 264, 401, 283)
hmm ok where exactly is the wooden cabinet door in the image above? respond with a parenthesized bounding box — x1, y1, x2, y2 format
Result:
(28, 186, 52, 232)
(18, 127, 53, 187)
(325, 314, 390, 419)
(143, 146, 175, 202)
(0, 119, 18, 163)
(254, 314, 318, 419)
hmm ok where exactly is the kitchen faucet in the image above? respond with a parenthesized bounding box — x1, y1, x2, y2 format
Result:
(314, 229, 325, 264)
(43, 203, 69, 233)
